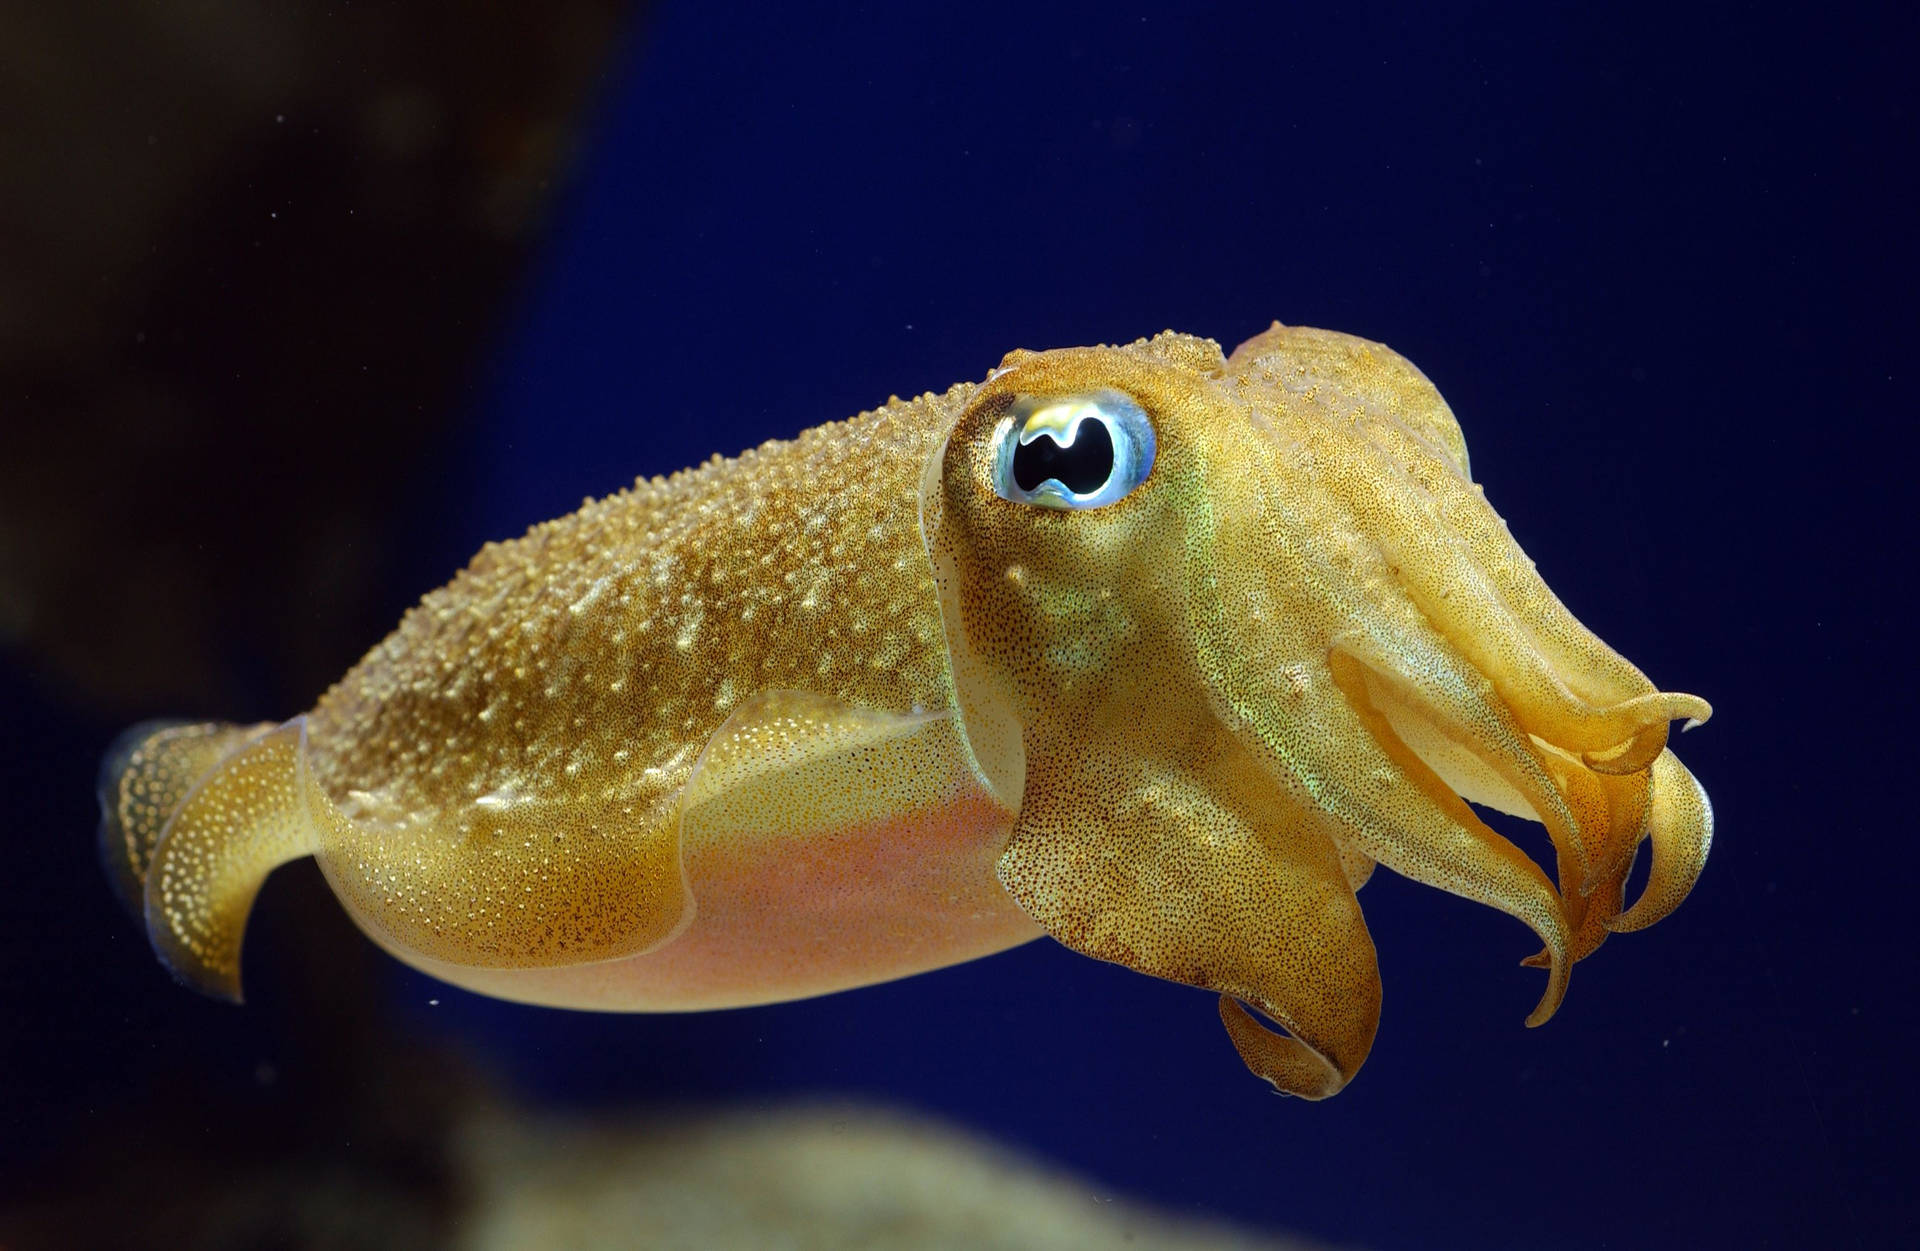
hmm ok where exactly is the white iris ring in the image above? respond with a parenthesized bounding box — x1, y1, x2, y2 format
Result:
(989, 391, 1156, 510)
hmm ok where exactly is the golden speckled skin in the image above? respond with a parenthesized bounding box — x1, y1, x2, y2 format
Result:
(302, 383, 974, 974)
(100, 324, 1713, 1098)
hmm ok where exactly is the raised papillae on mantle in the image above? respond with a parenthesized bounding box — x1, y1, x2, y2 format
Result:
(99, 323, 1712, 1099)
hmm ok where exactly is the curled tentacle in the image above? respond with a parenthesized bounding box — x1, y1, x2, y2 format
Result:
(1337, 627, 1594, 890)
(1541, 750, 1655, 899)
(1610, 750, 1713, 933)
(1319, 652, 1573, 1026)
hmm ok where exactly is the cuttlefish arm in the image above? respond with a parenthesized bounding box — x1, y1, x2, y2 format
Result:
(99, 324, 1712, 1100)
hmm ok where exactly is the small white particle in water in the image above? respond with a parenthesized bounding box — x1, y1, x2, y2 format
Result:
(429, 998, 440, 1006)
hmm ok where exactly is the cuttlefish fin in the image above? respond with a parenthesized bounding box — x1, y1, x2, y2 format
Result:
(317, 689, 1014, 989)
(679, 689, 957, 817)
(119, 718, 321, 1001)
(98, 718, 277, 919)
(312, 753, 691, 978)
(996, 723, 1380, 1100)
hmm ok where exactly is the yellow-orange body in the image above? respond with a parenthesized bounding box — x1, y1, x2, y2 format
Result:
(101, 324, 1712, 1098)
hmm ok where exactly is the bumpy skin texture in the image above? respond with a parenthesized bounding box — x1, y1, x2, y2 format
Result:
(100, 323, 1713, 1098)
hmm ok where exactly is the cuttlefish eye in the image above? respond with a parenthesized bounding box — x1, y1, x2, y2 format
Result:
(990, 391, 1156, 510)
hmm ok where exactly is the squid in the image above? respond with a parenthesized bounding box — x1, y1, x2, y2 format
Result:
(98, 323, 1713, 1099)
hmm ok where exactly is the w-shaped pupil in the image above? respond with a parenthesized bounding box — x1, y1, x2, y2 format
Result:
(1012, 418, 1115, 494)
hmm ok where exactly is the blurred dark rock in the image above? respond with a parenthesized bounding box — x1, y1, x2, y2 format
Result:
(5, 1095, 1344, 1250)
(0, 0, 640, 715)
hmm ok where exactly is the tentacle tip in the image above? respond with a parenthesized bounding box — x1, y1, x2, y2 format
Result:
(1603, 908, 1655, 935)
(1521, 959, 1570, 1028)
(1607, 872, 1699, 934)
(1676, 696, 1712, 728)
(1519, 948, 1551, 969)
(1216, 995, 1353, 1100)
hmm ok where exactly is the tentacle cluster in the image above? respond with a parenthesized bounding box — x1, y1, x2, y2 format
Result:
(928, 326, 1715, 1097)
(1217, 323, 1713, 1023)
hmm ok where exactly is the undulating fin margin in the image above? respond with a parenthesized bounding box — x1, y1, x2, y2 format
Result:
(100, 717, 325, 1001)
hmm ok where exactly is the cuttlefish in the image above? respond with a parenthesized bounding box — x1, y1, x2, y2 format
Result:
(99, 324, 1712, 1099)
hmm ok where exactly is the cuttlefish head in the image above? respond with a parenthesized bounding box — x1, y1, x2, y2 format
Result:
(920, 324, 1712, 1099)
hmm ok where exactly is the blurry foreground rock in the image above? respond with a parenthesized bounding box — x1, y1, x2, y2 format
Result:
(460, 1102, 1332, 1251)
(3, 1096, 1340, 1251)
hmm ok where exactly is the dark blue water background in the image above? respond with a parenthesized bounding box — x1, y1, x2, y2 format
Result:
(9, 3, 1910, 1248)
